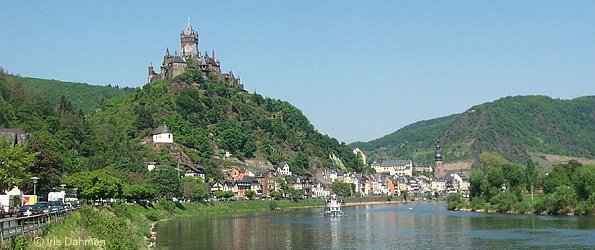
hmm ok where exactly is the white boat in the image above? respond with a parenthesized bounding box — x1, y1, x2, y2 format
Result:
(324, 194, 343, 217)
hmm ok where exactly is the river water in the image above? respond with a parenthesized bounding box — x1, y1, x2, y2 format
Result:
(156, 202, 595, 249)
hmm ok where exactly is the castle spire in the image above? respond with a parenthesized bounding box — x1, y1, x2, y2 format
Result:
(212, 49, 216, 59)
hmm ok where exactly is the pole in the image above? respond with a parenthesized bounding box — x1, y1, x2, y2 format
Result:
(33, 184, 37, 196)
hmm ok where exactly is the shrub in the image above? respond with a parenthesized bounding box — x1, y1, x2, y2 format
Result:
(447, 194, 465, 210)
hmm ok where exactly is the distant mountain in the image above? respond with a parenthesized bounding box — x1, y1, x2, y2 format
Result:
(351, 95, 595, 164)
(6, 74, 134, 113)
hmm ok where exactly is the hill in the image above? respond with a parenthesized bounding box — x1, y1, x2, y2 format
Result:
(88, 68, 365, 178)
(5, 74, 134, 113)
(351, 95, 595, 165)
(1, 68, 364, 194)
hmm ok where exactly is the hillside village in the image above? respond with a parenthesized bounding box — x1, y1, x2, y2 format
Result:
(148, 122, 470, 200)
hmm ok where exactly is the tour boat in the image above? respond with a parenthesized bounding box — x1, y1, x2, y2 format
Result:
(324, 194, 343, 217)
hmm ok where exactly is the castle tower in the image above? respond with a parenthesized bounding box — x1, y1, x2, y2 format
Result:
(434, 139, 444, 178)
(148, 62, 155, 83)
(180, 19, 199, 56)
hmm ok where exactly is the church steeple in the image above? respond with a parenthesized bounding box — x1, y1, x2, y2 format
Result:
(434, 139, 444, 178)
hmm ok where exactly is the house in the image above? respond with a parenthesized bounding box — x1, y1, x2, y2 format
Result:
(289, 176, 303, 191)
(277, 162, 292, 176)
(255, 169, 277, 198)
(430, 179, 446, 194)
(230, 167, 254, 180)
(414, 162, 433, 174)
(371, 160, 413, 177)
(236, 177, 260, 198)
(311, 180, 329, 198)
(147, 162, 157, 171)
(184, 164, 205, 179)
(0, 128, 27, 146)
(152, 123, 173, 143)
(209, 181, 224, 192)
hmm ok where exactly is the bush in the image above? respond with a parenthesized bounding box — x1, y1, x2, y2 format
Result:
(10, 235, 27, 250)
(146, 212, 160, 222)
(159, 199, 176, 213)
(447, 194, 466, 210)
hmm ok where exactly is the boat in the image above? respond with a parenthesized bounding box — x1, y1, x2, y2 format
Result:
(323, 194, 343, 217)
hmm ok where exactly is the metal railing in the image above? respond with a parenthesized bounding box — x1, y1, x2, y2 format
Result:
(0, 209, 71, 246)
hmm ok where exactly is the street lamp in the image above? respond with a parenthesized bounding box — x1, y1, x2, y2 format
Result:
(60, 184, 66, 191)
(30, 177, 40, 196)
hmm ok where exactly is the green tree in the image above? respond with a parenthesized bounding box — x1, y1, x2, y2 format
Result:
(135, 106, 154, 131)
(245, 189, 256, 200)
(331, 181, 351, 197)
(68, 170, 124, 200)
(269, 190, 283, 200)
(123, 184, 154, 201)
(0, 141, 36, 191)
(149, 166, 181, 199)
(181, 176, 208, 201)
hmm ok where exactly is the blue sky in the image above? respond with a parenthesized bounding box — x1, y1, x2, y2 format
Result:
(1, 1, 594, 143)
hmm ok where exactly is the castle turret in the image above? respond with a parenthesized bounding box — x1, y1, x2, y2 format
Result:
(180, 19, 199, 56)
(148, 62, 155, 83)
(434, 139, 444, 178)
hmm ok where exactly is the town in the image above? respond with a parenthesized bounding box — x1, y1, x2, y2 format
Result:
(146, 123, 470, 201)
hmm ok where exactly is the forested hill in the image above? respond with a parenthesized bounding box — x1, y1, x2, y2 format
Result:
(351, 95, 595, 164)
(4, 74, 134, 113)
(1, 68, 363, 194)
(90, 69, 364, 178)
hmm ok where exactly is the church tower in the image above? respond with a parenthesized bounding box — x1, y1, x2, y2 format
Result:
(434, 139, 444, 178)
(180, 19, 199, 56)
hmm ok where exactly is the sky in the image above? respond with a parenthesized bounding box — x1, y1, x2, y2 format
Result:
(1, 1, 594, 143)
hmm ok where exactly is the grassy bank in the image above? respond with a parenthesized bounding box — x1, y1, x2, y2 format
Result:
(24, 199, 325, 249)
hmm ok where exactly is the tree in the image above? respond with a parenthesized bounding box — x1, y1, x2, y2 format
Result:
(149, 166, 181, 199)
(135, 106, 154, 131)
(181, 176, 208, 201)
(269, 190, 283, 200)
(245, 190, 256, 200)
(289, 152, 309, 175)
(123, 184, 154, 201)
(66, 170, 123, 201)
(0, 141, 36, 192)
(24, 131, 64, 195)
(331, 181, 351, 197)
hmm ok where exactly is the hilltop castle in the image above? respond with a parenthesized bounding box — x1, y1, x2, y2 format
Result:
(148, 20, 242, 89)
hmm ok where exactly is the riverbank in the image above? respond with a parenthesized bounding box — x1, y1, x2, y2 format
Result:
(26, 199, 326, 249)
(26, 198, 416, 249)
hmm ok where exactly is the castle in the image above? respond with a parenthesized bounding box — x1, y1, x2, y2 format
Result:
(148, 20, 242, 89)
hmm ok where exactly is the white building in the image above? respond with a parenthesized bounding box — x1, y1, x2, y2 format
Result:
(153, 123, 173, 143)
(277, 162, 292, 176)
(371, 160, 413, 176)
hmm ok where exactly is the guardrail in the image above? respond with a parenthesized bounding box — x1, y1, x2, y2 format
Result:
(0, 210, 71, 247)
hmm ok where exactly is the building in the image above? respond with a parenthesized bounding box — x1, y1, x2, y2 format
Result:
(184, 164, 205, 179)
(414, 162, 433, 175)
(371, 160, 413, 176)
(148, 20, 242, 89)
(0, 128, 27, 146)
(153, 123, 173, 143)
(277, 162, 292, 176)
(434, 140, 444, 178)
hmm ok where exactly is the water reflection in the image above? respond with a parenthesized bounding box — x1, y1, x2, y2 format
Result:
(157, 202, 595, 249)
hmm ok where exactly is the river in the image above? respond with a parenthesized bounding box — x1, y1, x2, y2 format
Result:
(156, 202, 595, 249)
